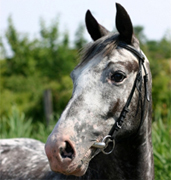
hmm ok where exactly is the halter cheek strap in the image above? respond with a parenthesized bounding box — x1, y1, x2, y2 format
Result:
(92, 42, 150, 154)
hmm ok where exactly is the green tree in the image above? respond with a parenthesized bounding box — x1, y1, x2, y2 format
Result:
(74, 23, 87, 50)
(0, 17, 78, 121)
(134, 26, 147, 44)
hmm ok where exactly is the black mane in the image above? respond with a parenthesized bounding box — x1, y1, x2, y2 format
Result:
(80, 33, 118, 65)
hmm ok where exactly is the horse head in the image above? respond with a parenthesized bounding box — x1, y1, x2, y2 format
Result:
(45, 3, 152, 177)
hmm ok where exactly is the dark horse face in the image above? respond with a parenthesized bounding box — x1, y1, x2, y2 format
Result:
(45, 3, 150, 176)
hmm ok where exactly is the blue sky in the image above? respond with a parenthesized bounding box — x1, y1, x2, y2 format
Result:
(1, 0, 171, 44)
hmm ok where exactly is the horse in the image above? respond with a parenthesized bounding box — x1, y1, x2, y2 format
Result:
(0, 3, 154, 180)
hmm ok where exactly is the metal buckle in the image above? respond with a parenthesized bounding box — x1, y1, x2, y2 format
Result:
(92, 135, 115, 155)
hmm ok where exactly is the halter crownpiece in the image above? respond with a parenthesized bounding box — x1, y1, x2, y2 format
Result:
(92, 43, 150, 154)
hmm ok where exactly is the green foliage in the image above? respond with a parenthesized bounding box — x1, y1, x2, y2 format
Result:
(0, 17, 82, 121)
(152, 109, 171, 180)
(134, 26, 147, 44)
(150, 58, 171, 118)
(134, 26, 171, 120)
(74, 23, 87, 50)
(0, 106, 57, 142)
(0, 106, 33, 138)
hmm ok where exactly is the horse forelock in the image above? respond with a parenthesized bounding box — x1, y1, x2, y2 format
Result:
(78, 32, 141, 69)
(79, 33, 118, 66)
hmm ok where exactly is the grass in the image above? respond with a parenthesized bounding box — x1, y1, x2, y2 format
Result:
(0, 106, 171, 179)
(152, 110, 171, 180)
(0, 106, 57, 142)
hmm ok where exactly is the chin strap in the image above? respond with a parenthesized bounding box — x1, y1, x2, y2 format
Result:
(92, 42, 150, 154)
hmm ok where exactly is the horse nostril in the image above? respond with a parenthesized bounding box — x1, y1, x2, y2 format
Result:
(60, 141, 74, 159)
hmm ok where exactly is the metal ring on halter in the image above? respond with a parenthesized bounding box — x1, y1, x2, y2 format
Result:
(101, 135, 115, 155)
(92, 135, 115, 154)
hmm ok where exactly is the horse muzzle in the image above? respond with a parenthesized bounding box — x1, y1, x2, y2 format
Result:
(45, 133, 94, 176)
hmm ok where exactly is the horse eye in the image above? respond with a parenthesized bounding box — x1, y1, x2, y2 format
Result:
(110, 72, 126, 83)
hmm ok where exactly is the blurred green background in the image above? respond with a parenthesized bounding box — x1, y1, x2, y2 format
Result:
(0, 17, 171, 179)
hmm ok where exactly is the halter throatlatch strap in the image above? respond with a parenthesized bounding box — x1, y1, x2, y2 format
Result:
(92, 42, 150, 154)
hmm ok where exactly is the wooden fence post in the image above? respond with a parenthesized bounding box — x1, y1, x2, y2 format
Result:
(43, 89, 53, 126)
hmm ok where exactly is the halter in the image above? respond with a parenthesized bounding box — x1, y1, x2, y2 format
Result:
(92, 42, 150, 154)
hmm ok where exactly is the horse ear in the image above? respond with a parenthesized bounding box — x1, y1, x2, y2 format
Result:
(115, 3, 133, 44)
(85, 10, 109, 41)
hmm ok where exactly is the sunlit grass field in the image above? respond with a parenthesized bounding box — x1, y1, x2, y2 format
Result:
(0, 106, 171, 180)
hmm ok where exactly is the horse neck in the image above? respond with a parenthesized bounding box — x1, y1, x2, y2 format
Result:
(86, 111, 154, 180)
(56, 112, 154, 180)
